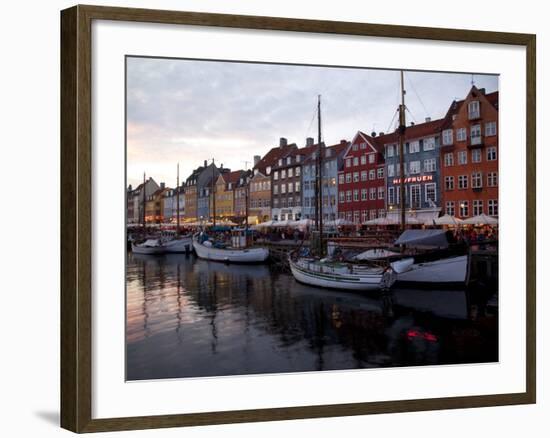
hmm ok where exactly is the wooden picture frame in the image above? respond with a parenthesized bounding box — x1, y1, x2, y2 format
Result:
(60, 4, 536, 433)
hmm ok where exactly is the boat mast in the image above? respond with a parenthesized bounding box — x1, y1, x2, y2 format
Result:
(317, 94, 324, 257)
(176, 163, 180, 234)
(142, 171, 146, 234)
(243, 161, 250, 233)
(211, 158, 216, 227)
(398, 71, 407, 233)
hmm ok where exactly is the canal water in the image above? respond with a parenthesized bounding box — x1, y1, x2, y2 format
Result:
(126, 252, 498, 381)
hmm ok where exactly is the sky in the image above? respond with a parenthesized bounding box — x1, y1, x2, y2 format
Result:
(126, 57, 498, 189)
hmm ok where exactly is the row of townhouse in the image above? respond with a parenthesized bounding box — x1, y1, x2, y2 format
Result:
(337, 85, 499, 224)
(127, 85, 498, 225)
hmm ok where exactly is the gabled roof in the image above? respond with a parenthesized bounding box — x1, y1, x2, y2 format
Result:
(373, 118, 444, 146)
(225, 170, 244, 186)
(253, 143, 297, 173)
(304, 141, 350, 163)
(440, 87, 499, 129)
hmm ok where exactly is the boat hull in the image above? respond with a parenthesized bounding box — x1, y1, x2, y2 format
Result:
(131, 242, 165, 255)
(396, 255, 468, 285)
(162, 237, 193, 253)
(289, 258, 395, 291)
(192, 240, 269, 263)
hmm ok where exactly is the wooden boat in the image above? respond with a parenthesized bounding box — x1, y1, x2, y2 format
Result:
(192, 231, 269, 263)
(289, 256, 396, 291)
(132, 235, 193, 255)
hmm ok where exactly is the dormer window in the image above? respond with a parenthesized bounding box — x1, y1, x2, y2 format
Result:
(296, 155, 301, 163)
(266, 166, 271, 174)
(468, 100, 480, 119)
(286, 156, 292, 165)
(278, 159, 283, 166)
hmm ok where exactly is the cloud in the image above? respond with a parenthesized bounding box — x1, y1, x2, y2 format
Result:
(126, 57, 498, 188)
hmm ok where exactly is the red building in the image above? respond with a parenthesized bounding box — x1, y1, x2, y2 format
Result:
(337, 131, 386, 224)
(439, 86, 499, 219)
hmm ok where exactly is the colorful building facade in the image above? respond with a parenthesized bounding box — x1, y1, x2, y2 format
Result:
(439, 87, 499, 218)
(337, 132, 386, 224)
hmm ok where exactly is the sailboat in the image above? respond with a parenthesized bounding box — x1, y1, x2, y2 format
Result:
(362, 72, 469, 286)
(192, 159, 269, 263)
(288, 96, 397, 291)
(132, 164, 192, 255)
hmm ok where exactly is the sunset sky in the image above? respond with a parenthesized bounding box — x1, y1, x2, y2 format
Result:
(126, 57, 498, 188)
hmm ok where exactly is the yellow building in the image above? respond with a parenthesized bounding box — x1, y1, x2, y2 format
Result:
(211, 173, 235, 220)
(145, 186, 169, 223)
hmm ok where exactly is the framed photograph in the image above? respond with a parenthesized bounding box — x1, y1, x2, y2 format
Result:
(60, 4, 536, 433)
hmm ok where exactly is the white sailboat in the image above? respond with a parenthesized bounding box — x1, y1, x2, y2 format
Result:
(288, 96, 396, 291)
(193, 232, 269, 263)
(289, 256, 396, 291)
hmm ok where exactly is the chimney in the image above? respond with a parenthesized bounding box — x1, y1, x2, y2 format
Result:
(379, 132, 384, 136)
(128, 184, 132, 191)
(204, 160, 207, 167)
(410, 121, 415, 126)
(160, 182, 165, 190)
(279, 137, 288, 148)
(305, 137, 314, 146)
(425, 117, 431, 123)
(371, 132, 377, 137)
(340, 139, 348, 145)
(254, 155, 261, 166)
(479, 88, 486, 95)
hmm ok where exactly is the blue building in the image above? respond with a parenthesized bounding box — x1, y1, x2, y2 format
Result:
(381, 119, 443, 223)
(302, 139, 350, 222)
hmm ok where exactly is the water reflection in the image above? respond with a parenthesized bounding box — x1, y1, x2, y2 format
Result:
(126, 253, 498, 380)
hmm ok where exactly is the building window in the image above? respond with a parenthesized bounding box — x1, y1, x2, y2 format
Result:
(410, 185, 421, 208)
(288, 197, 293, 207)
(281, 184, 286, 194)
(387, 165, 395, 177)
(360, 155, 367, 165)
(459, 201, 469, 217)
(361, 188, 367, 201)
(458, 151, 468, 165)
(369, 210, 376, 220)
(353, 172, 359, 182)
(444, 152, 454, 167)
(295, 167, 301, 176)
(339, 192, 345, 203)
(446, 201, 455, 216)
(472, 172, 483, 189)
(377, 167, 384, 179)
(472, 149, 482, 163)
(273, 171, 279, 180)
(353, 189, 359, 201)
(409, 161, 421, 174)
(369, 188, 376, 200)
(346, 158, 351, 168)
(424, 158, 436, 172)
(445, 176, 454, 190)
(273, 185, 279, 195)
(470, 124, 482, 145)
(369, 169, 376, 180)
(288, 182, 293, 192)
(295, 182, 301, 192)
(378, 186, 385, 200)
(353, 157, 359, 166)
(473, 200, 483, 216)
(361, 170, 367, 181)
(346, 190, 352, 202)
(287, 168, 293, 178)
(458, 175, 468, 189)
(360, 142, 367, 149)
(345, 173, 352, 183)
(352, 144, 358, 151)
(409, 141, 420, 153)
(286, 156, 292, 165)
(487, 172, 498, 187)
(387, 144, 395, 157)
(468, 100, 480, 119)
(423, 137, 435, 151)
(273, 199, 279, 207)
(442, 129, 453, 145)
(338, 174, 344, 184)
(353, 211, 360, 223)
(368, 154, 375, 163)
(425, 183, 436, 203)
(281, 169, 286, 179)
(456, 128, 467, 141)
(488, 199, 498, 216)
(485, 121, 497, 136)
(388, 187, 395, 205)
(487, 146, 497, 161)
(361, 210, 368, 223)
